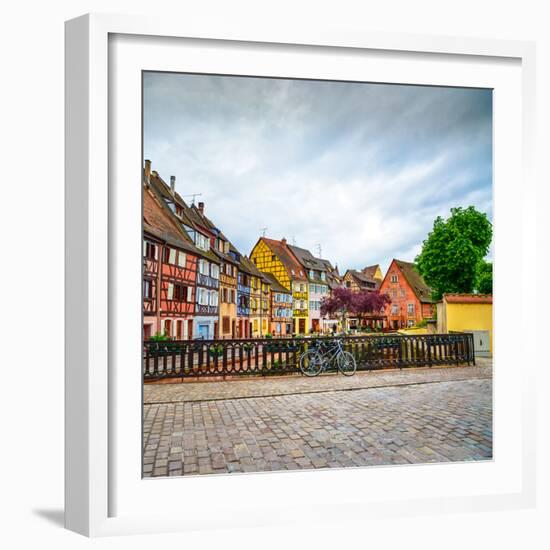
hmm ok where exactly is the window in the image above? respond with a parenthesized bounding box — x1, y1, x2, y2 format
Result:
(210, 291, 218, 306)
(211, 264, 220, 279)
(174, 284, 187, 301)
(195, 232, 210, 251)
(167, 283, 174, 300)
(222, 316, 230, 334)
(346, 281, 351, 288)
(143, 241, 157, 259)
(407, 303, 415, 315)
(309, 270, 314, 279)
(164, 247, 177, 265)
(198, 259, 210, 276)
(391, 304, 398, 315)
(222, 288, 228, 303)
(320, 272, 326, 281)
(391, 274, 398, 283)
(272, 255, 276, 261)
(177, 251, 186, 267)
(143, 279, 154, 299)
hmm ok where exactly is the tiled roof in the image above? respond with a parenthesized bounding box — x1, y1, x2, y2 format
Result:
(143, 186, 198, 254)
(362, 264, 382, 280)
(239, 255, 264, 277)
(147, 171, 220, 263)
(288, 245, 328, 272)
(261, 238, 308, 281)
(394, 260, 435, 303)
(347, 269, 380, 289)
(261, 271, 291, 293)
(444, 293, 493, 304)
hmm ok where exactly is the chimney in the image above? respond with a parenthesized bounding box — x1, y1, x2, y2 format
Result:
(281, 238, 287, 245)
(198, 201, 204, 214)
(144, 160, 151, 185)
(170, 175, 176, 195)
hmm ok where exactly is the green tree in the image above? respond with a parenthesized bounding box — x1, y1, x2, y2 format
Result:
(415, 206, 492, 300)
(476, 260, 493, 294)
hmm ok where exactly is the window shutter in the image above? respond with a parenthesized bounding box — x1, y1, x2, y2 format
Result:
(169, 248, 176, 264)
(167, 283, 174, 300)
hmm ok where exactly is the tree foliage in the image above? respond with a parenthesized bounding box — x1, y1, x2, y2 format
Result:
(320, 288, 390, 322)
(415, 206, 492, 300)
(475, 260, 493, 294)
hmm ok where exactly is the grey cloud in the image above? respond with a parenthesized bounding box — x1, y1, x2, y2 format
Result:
(144, 72, 492, 273)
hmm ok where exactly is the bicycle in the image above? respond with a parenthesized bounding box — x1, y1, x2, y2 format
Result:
(299, 338, 357, 377)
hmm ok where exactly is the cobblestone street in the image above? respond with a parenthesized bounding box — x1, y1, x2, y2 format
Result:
(143, 363, 492, 477)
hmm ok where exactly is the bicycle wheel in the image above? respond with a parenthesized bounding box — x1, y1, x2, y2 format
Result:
(299, 350, 323, 377)
(337, 351, 357, 376)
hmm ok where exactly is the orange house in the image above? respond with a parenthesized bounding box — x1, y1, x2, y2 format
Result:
(379, 259, 436, 330)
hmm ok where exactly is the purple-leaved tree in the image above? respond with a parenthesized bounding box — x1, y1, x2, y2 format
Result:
(320, 288, 390, 332)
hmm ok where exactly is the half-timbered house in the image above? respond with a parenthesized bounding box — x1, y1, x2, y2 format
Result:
(262, 272, 293, 336)
(147, 165, 220, 339)
(250, 237, 309, 335)
(288, 245, 330, 333)
(379, 259, 436, 330)
(143, 177, 198, 340)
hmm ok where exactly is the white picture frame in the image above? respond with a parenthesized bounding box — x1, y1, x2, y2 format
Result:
(65, 13, 537, 537)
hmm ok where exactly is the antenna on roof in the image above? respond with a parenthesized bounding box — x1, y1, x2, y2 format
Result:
(260, 227, 268, 237)
(292, 236, 296, 246)
(180, 193, 203, 205)
(316, 243, 322, 258)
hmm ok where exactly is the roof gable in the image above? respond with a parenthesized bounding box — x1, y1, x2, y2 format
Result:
(261, 238, 307, 281)
(383, 259, 435, 303)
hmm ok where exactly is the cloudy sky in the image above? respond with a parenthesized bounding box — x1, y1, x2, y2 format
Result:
(143, 72, 492, 273)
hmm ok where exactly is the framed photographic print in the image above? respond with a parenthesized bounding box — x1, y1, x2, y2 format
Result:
(65, 13, 537, 536)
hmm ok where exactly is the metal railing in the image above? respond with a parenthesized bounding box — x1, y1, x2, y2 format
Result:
(143, 332, 475, 380)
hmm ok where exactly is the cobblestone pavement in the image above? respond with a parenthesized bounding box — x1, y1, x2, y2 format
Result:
(144, 360, 492, 404)
(143, 366, 493, 477)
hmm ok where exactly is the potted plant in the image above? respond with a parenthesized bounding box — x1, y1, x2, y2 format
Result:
(208, 344, 223, 358)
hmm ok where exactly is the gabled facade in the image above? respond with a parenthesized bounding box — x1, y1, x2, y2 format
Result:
(237, 260, 252, 338)
(146, 163, 220, 339)
(240, 256, 269, 337)
(262, 272, 293, 336)
(379, 259, 436, 330)
(143, 176, 198, 340)
(287, 245, 331, 333)
(187, 201, 242, 340)
(250, 237, 309, 335)
(343, 269, 380, 292)
(362, 264, 383, 282)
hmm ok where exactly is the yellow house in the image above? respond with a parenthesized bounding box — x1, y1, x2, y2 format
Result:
(250, 237, 309, 335)
(437, 294, 493, 355)
(240, 256, 265, 337)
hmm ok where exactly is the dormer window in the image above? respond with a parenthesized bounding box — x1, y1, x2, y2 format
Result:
(391, 274, 398, 283)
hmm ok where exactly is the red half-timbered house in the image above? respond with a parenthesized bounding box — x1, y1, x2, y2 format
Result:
(146, 162, 221, 339)
(379, 259, 436, 330)
(143, 181, 199, 340)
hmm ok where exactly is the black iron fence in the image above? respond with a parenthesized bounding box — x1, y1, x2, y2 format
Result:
(143, 333, 475, 380)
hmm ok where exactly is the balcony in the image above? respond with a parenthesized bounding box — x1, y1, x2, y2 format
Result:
(195, 304, 218, 315)
(197, 273, 219, 289)
(237, 306, 250, 316)
(238, 283, 250, 295)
